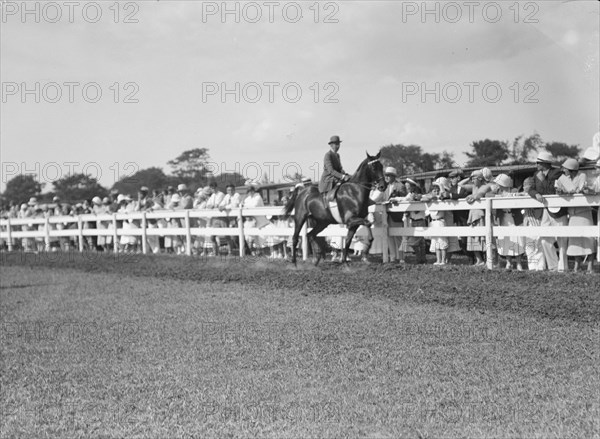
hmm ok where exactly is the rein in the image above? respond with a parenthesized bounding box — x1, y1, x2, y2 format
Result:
(346, 159, 386, 191)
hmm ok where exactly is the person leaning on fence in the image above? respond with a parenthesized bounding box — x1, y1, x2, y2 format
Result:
(492, 174, 525, 271)
(177, 184, 194, 210)
(587, 159, 600, 194)
(395, 178, 427, 264)
(164, 193, 184, 254)
(556, 158, 595, 272)
(422, 178, 449, 265)
(379, 166, 407, 263)
(193, 186, 213, 255)
(205, 183, 227, 255)
(461, 170, 487, 266)
(527, 150, 568, 272)
(515, 177, 545, 271)
(218, 184, 242, 255)
(242, 183, 269, 255)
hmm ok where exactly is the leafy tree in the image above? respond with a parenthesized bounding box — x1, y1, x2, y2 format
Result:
(544, 142, 581, 162)
(379, 144, 454, 175)
(214, 172, 247, 189)
(52, 173, 108, 202)
(438, 151, 455, 169)
(167, 148, 211, 184)
(507, 133, 543, 165)
(465, 139, 509, 167)
(112, 167, 169, 194)
(2, 174, 43, 205)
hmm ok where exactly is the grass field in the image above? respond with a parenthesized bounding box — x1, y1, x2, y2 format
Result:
(1, 251, 599, 438)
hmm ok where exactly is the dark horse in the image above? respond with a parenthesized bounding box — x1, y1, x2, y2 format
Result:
(283, 152, 387, 265)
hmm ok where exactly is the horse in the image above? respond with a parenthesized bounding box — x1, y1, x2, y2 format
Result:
(283, 151, 387, 265)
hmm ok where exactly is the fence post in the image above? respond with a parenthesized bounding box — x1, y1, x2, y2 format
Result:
(112, 214, 118, 253)
(238, 208, 245, 257)
(185, 210, 192, 256)
(485, 198, 494, 270)
(77, 216, 84, 252)
(44, 215, 51, 252)
(597, 214, 600, 263)
(380, 205, 389, 263)
(7, 218, 13, 251)
(301, 222, 308, 261)
(141, 212, 148, 255)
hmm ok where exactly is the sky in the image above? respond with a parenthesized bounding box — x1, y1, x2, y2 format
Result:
(1, 0, 599, 192)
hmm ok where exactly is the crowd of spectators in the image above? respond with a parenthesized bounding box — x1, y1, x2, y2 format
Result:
(376, 151, 600, 273)
(1, 149, 599, 272)
(0, 182, 293, 258)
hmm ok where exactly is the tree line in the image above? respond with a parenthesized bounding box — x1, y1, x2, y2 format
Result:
(1, 133, 582, 205)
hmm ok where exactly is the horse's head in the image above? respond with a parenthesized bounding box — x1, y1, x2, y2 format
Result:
(365, 151, 387, 192)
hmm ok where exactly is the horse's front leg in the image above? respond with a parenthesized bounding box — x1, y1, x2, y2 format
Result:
(343, 218, 372, 263)
(342, 224, 360, 263)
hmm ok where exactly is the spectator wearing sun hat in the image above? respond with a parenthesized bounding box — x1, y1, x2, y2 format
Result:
(394, 178, 427, 263)
(527, 150, 568, 272)
(444, 169, 470, 252)
(463, 170, 487, 266)
(590, 159, 600, 194)
(376, 166, 407, 263)
(177, 184, 194, 209)
(422, 178, 450, 265)
(242, 182, 269, 255)
(492, 174, 525, 270)
(135, 186, 154, 211)
(556, 158, 595, 272)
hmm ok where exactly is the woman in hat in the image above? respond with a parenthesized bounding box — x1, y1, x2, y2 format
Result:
(242, 183, 269, 255)
(589, 159, 600, 194)
(467, 173, 525, 270)
(557, 159, 595, 272)
(163, 193, 183, 254)
(395, 178, 427, 264)
(493, 174, 525, 270)
(422, 178, 449, 265)
(463, 170, 487, 266)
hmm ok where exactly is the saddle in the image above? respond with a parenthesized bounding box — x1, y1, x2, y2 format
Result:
(322, 183, 343, 223)
(322, 182, 343, 203)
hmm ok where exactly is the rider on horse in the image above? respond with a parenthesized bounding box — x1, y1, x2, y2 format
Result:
(319, 135, 351, 202)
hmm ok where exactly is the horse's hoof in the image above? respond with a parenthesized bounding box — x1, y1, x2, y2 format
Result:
(361, 257, 370, 264)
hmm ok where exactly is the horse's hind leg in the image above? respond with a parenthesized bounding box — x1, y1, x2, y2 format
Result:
(291, 215, 307, 265)
(307, 222, 328, 266)
(343, 225, 360, 263)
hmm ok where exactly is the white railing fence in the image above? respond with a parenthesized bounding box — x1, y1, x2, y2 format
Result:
(1, 195, 598, 269)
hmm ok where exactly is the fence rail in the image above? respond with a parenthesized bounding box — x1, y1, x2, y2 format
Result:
(1, 194, 598, 269)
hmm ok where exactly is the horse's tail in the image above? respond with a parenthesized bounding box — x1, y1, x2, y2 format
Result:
(283, 187, 300, 218)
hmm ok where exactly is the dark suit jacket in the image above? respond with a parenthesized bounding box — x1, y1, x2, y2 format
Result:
(319, 150, 345, 193)
(527, 167, 567, 218)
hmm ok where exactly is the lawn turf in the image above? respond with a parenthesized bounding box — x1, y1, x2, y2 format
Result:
(1, 252, 599, 438)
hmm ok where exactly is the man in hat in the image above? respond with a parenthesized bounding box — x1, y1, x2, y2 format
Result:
(177, 183, 194, 209)
(442, 169, 470, 260)
(376, 166, 407, 263)
(136, 186, 153, 211)
(319, 135, 350, 201)
(527, 150, 568, 272)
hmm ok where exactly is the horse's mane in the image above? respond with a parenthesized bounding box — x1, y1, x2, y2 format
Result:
(349, 155, 378, 183)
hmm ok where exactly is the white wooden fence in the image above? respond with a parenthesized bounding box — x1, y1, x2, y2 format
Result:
(1, 194, 598, 269)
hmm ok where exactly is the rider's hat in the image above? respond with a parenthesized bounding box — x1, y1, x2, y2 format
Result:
(328, 135, 342, 145)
